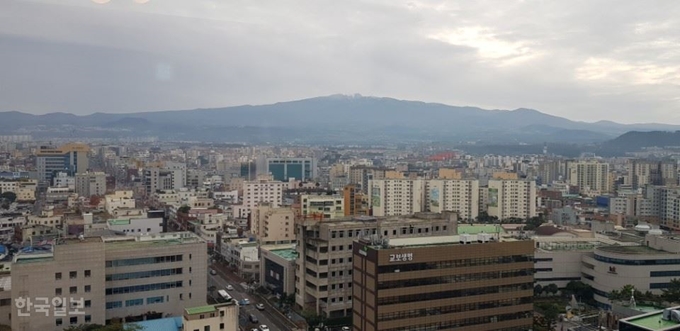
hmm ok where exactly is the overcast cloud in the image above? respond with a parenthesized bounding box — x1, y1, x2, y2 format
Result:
(1, 0, 679, 123)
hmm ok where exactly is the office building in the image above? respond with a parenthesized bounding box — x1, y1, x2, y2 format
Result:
(295, 213, 458, 318)
(567, 161, 610, 194)
(243, 175, 285, 211)
(343, 185, 369, 217)
(36, 143, 90, 184)
(487, 180, 537, 220)
(257, 157, 317, 182)
(251, 203, 295, 245)
(352, 234, 534, 331)
(259, 245, 297, 297)
(11, 232, 207, 331)
(75, 171, 107, 197)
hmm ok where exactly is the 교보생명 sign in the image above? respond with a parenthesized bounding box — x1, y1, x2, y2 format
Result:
(389, 253, 413, 262)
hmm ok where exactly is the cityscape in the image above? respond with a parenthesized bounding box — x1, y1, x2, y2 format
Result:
(3, 1, 680, 331)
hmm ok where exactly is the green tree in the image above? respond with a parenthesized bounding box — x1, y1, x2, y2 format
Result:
(534, 284, 543, 297)
(524, 215, 545, 231)
(178, 205, 191, 214)
(563, 281, 594, 304)
(544, 283, 559, 296)
(0, 192, 16, 203)
(662, 279, 680, 303)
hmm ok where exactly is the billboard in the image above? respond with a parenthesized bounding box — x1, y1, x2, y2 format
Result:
(371, 187, 381, 207)
(430, 187, 440, 207)
(489, 188, 498, 207)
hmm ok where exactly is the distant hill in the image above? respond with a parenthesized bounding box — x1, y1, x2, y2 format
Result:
(600, 131, 680, 155)
(1, 95, 679, 144)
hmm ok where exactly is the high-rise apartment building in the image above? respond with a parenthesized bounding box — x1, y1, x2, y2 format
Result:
(75, 171, 107, 197)
(352, 235, 534, 331)
(487, 180, 537, 220)
(343, 185, 369, 217)
(251, 203, 295, 245)
(295, 213, 458, 318)
(300, 194, 344, 219)
(243, 175, 285, 211)
(627, 159, 678, 189)
(368, 179, 479, 220)
(11, 232, 207, 331)
(143, 162, 187, 196)
(567, 161, 610, 194)
(349, 166, 388, 194)
(257, 157, 317, 182)
(36, 143, 90, 184)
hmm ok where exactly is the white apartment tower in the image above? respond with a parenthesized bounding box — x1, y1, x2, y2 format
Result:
(487, 179, 537, 220)
(243, 175, 285, 211)
(567, 161, 610, 194)
(368, 179, 479, 220)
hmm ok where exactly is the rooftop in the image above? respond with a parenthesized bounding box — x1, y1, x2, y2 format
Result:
(621, 309, 680, 331)
(270, 248, 298, 260)
(185, 305, 216, 315)
(103, 232, 204, 251)
(126, 316, 182, 331)
(373, 234, 505, 249)
(458, 224, 505, 234)
(108, 219, 132, 226)
(598, 245, 672, 255)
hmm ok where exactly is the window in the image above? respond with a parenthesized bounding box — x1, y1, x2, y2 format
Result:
(70, 271, 77, 279)
(70, 317, 78, 324)
(85, 300, 91, 308)
(56, 288, 62, 296)
(55, 272, 62, 280)
(85, 285, 91, 293)
(85, 270, 91, 278)
(56, 318, 63, 326)
(220, 323, 225, 330)
(147, 296, 164, 304)
(126, 299, 143, 307)
(85, 315, 91, 323)
(70, 286, 77, 294)
(106, 301, 122, 309)
(204, 326, 210, 331)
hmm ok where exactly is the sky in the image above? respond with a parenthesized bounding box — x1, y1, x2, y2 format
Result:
(1, 0, 680, 124)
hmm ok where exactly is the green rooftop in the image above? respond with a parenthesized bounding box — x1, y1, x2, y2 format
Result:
(271, 248, 298, 260)
(625, 313, 679, 330)
(185, 305, 216, 315)
(108, 219, 131, 226)
(458, 225, 504, 234)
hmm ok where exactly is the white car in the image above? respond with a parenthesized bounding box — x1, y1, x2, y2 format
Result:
(342, 327, 350, 331)
(255, 303, 265, 310)
(226, 285, 234, 291)
(259, 325, 270, 331)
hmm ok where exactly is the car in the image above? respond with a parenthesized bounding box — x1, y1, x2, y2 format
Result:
(210, 269, 217, 275)
(255, 303, 265, 310)
(342, 327, 350, 331)
(239, 298, 250, 306)
(249, 314, 258, 323)
(226, 285, 234, 291)
(259, 325, 269, 331)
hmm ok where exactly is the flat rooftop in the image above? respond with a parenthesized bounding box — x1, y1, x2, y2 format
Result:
(185, 305, 216, 315)
(598, 245, 672, 255)
(621, 310, 680, 331)
(108, 219, 131, 226)
(104, 232, 204, 251)
(376, 234, 508, 249)
(458, 225, 505, 234)
(270, 248, 298, 260)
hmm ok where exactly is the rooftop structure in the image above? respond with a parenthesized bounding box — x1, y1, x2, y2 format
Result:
(619, 307, 680, 331)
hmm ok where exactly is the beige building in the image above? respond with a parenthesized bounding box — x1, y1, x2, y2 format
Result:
(300, 195, 344, 219)
(343, 185, 369, 217)
(182, 302, 239, 331)
(349, 166, 388, 193)
(437, 168, 462, 180)
(369, 179, 479, 220)
(243, 175, 285, 213)
(105, 190, 136, 214)
(567, 161, 610, 194)
(493, 171, 519, 180)
(487, 179, 537, 220)
(11, 232, 207, 331)
(251, 203, 295, 245)
(295, 213, 458, 318)
(0, 179, 37, 201)
(75, 172, 107, 197)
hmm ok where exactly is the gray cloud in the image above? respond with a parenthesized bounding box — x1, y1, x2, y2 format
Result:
(1, 0, 680, 123)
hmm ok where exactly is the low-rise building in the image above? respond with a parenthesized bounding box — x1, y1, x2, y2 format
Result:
(182, 302, 239, 331)
(106, 217, 163, 235)
(259, 245, 297, 297)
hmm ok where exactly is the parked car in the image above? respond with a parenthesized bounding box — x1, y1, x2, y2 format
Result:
(342, 327, 350, 331)
(226, 285, 234, 291)
(259, 325, 270, 331)
(210, 269, 217, 275)
(255, 303, 265, 310)
(249, 314, 259, 323)
(239, 298, 250, 306)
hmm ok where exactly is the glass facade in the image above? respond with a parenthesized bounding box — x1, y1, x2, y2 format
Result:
(106, 281, 183, 295)
(106, 268, 183, 281)
(105, 255, 183, 267)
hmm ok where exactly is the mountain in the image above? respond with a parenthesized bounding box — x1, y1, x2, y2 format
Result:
(1, 95, 678, 144)
(599, 131, 680, 155)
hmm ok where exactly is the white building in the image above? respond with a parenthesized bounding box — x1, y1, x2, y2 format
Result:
(52, 172, 75, 189)
(106, 217, 163, 235)
(105, 190, 136, 215)
(182, 302, 239, 331)
(243, 175, 285, 213)
(75, 171, 107, 197)
(567, 160, 610, 194)
(300, 194, 344, 219)
(487, 179, 537, 220)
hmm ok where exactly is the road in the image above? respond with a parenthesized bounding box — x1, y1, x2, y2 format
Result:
(208, 262, 297, 331)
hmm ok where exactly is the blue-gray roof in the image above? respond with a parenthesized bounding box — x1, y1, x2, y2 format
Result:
(125, 316, 182, 331)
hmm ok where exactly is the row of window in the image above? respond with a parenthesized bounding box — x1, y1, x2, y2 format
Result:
(106, 281, 183, 295)
(380, 311, 532, 331)
(594, 254, 680, 266)
(107, 296, 165, 310)
(377, 297, 532, 322)
(377, 255, 532, 274)
(377, 269, 533, 290)
(55, 285, 91, 295)
(106, 268, 183, 281)
(377, 283, 533, 306)
(55, 270, 91, 280)
(650, 270, 680, 277)
(106, 255, 183, 267)
(534, 277, 580, 282)
(56, 315, 92, 326)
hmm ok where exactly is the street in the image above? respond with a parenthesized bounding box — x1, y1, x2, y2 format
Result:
(208, 262, 298, 331)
